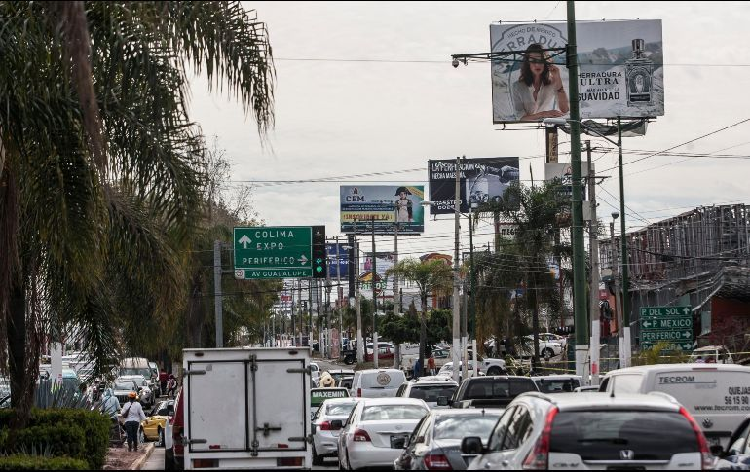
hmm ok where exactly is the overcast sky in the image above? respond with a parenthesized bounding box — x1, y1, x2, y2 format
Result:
(188, 1, 750, 270)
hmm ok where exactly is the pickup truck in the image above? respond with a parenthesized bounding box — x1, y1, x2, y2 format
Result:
(401, 348, 507, 377)
(446, 375, 539, 409)
(181, 347, 312, 469)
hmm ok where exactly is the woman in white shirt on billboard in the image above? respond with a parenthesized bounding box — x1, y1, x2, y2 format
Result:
(512, 43, 569, 121)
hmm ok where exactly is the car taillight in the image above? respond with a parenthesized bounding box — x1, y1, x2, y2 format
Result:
(353, 429, 371, 442)
(319, 421, 331, 431)
(679, 407, 713, 470)
(522, 407, 558, 470)
(357, 388, 361, 397)
(424, 453, 452, 470)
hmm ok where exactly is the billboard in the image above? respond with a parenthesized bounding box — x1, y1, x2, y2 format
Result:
(363, 252, 395, 276)
(490, 20, 663, 123)
(340, 185, 425, 234)
(428, 157, 519, 214)
(326, 242, 350, 279)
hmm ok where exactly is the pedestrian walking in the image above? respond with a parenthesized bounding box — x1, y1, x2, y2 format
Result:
(159, 368, 169, 397)
(427, 353, 436, 376)
(121, 391, 146, 452)
(167, 374, 177, 398)
(413, 357, 422, 380)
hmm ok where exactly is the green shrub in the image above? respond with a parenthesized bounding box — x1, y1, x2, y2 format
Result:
(0, 409, 110, 469)
(0, 454, 88, 470)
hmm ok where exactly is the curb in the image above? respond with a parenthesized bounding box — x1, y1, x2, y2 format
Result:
(132, 443, 155, 470)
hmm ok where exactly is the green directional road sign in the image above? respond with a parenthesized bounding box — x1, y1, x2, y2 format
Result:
(639, 305, 694, 351)
(233, 226, 326, 279)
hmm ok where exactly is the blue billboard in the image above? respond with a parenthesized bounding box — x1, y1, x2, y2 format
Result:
(326, 242, 350, 278)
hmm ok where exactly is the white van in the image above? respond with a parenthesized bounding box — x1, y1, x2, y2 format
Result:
(350, 369, 405, 398)
(601, 363, 750, 448)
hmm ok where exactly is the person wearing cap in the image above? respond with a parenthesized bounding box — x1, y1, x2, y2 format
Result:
(394, 187, 413, 223)
(121, 391, 146, 452)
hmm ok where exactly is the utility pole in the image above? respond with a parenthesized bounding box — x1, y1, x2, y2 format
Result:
(213, 240, 223, 348)
(291, 279, 296, 344)
(617, 118, 631, 367)
(308, 278, 313, 349)
(355, 236, 364, 363)
(611, 214, 624, 366)
(567, 0, 590, 379)
(393, 221, 400, 369)
(587, 141, 601, 386)
(452, 156, 462, 383)
(336, 236, 343, 356)
(371, 216, 379, 368)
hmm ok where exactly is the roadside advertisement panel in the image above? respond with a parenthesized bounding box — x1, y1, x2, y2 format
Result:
(490, 20, 663, 123)
(428, 157, 519, 214)
(340, 185, 424, 234)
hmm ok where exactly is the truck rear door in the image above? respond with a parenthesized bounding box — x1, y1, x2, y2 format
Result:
(184, 348, 311, 469)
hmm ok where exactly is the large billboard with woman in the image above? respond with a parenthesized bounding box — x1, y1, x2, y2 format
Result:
(340, 185, 425, 234)
(490, 20, 663, 123)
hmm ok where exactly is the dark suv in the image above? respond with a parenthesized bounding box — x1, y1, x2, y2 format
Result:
(447, 376, 539, 409)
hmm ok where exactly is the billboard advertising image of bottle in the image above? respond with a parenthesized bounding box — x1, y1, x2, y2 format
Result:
(490, 19, 663, 123)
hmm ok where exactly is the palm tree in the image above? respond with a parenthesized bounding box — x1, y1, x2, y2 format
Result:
(476, 181, 572, 364)
(0, 1, 275, 419)
(387, 258, 452, 377)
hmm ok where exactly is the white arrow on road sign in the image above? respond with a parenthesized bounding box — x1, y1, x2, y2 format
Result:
(683, 307, 691, 315)
(298, 255, 309, 265)
(238, 235, 252, 249)
(683, 331, 691, 337)
(643, 320, 653, 328)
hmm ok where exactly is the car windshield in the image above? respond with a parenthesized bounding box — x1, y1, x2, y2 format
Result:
(120, 368, 151, 378)
(433, 414, 501, 441)
(361, 405, 427, 421)
(537, 379, 580, 393)
(409, 384, 458, 402)
(549, 411, 699, 460)
(326, 403, 356, 417)
(114, 381, 134, 390)
(464, 379, 537, 399)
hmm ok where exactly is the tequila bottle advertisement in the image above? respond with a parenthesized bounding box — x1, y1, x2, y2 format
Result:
(490, 19, 663, 123)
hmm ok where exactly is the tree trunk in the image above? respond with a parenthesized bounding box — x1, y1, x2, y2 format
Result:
(9, 281, 28, 420)
(185, 272, 205, 348)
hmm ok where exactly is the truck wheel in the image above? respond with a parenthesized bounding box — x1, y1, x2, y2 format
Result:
(486, 366, 503, 376)
(542, 348, 554, 360)
(312, 445, 324, 466)
(344, 355, 355, 365)
(165, 447, 175, 470)
(156, 427, 164, 447)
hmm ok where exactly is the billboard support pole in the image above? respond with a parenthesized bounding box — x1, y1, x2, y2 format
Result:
(213, 240, 223, 348)
(371, 216, 378, 369)
(567, 0, 590, 381)
(587, 140, 601, 386)
(355, 236, 364, 363)
(452, 156, 461, 384)
(618, 118, 631, 367)
(336, 236, 343, 352)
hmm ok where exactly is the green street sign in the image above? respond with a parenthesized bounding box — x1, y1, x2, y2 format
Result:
(641, 329, 693, 343)
(640, 306, 692, 318)
(233, 226, 325, 279)
(640, 317, 693, 330)
(641, 341, 693, 351)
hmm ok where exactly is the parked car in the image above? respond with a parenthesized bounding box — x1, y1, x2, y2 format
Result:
(164, 387, 183, 470)
(437, 361, 482, 383)
(141, 399, 174, 446)
(311, 397, 359, 466)
(337, 397, 429, 470)
(393, 408, 504, 470)
(690, 345, 734, 364)
(350, 369, 406, 398)
(520, 335, 564, 359)
(533, 375, 581, 394)
(365, 343, 396, 362)
(461, 391, 712, 470)
(448, 375, 539, 409)
(600, 363, 750, 449)
(395, 378, 459, 409)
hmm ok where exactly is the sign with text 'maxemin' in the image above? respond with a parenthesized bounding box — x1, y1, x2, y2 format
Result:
(234, 226, 326, 279)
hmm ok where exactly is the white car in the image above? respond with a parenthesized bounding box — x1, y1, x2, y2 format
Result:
(437, 361, 484, 383)
(520, 335, 564, 359)
(311, 397, 359, 466)
(118, 375, 154, 408)
(310, 362, 321, 387)
(338, 397, 429, 470)
(464, 391, 712, 470)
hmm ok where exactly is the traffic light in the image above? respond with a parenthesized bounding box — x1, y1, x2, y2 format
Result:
(312, 225, 326, 278)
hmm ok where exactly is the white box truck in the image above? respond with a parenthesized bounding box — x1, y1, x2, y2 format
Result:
(182, 347, 313, 469)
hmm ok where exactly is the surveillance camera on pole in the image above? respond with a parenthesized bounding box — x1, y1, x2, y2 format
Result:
(612, 211, 620, 220)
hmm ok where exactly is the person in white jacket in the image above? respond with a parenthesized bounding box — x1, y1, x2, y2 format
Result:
(121, 391, 146, 452)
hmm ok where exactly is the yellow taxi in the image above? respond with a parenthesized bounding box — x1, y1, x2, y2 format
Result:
(141, 399, 174, 446)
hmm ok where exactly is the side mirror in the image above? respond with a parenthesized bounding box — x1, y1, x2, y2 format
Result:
(391, 436, 408, 449)
(436, 397, 449, 407)
(710, 444, 725, 457)
(461, 436, 484, 455)
(330, 419, 344, 430)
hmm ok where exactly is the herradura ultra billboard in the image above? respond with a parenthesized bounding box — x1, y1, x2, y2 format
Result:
(340, 185, 425, 235)
(490, 20, 663, 123)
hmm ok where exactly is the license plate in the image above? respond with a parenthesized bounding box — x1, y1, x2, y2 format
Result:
(390, 434, 408, 447)
(709, 437, 722, 446)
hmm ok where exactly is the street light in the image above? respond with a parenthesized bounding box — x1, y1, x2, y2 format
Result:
(543, 117, 631, 367)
